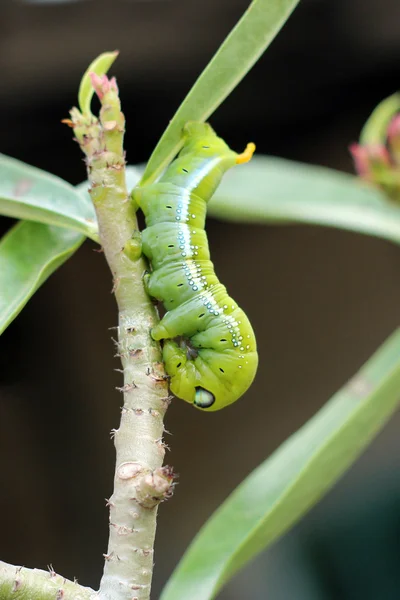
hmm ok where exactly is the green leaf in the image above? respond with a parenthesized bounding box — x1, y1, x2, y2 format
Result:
(0, 221, 84, 335)
(140, 0, 301, 185)
(78, 50, 119, 117)
(209, 155, 400, 244)
(125, 166, 145, 193)
(161, 328, 400, 600)
(0, 167, 142, 334)
(0, 154, 98, 241)
(360, 92, 400, 145)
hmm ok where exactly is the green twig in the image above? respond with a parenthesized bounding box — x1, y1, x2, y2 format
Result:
(0, 561, 96, 600)
(68, 70, 172, 600)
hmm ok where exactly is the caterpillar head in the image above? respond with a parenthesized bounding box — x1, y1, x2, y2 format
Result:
(162, 340, 258, 411)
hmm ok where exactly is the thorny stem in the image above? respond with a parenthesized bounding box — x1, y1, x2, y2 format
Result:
(68, 75, 173, 600)
(0, 69, 173, 600)
(0, 561, 96, 600)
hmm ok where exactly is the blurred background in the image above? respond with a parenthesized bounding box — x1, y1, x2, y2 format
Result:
(1, 0, 400, 598)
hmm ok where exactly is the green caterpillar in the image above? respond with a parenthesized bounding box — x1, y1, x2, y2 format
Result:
(133, 122, 258, 411)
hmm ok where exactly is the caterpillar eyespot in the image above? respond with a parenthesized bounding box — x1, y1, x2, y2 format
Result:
(194, 387, 215, 408)
(133, 121, 258, 411)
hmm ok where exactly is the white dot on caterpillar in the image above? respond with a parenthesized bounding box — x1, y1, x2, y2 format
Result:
(238, 365, 242, 369)
(246, 345, 250, 349)
(247, 335, 251, 338)
(240, 346, 244, 351)
(191, 214, 196, 218)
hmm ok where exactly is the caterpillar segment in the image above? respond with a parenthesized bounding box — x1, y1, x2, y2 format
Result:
(133, 122, 258, 410)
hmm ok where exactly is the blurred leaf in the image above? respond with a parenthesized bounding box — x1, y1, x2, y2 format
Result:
(209, 155, 400, 244)
(100, 156, 400, 248)
(0, 166, 142, 333)
(125, 166, 145, 192)
(140, 0, 300, 185)
(0, 221, 84, 335)
(0, 154, 98, 241)
(78, 51, 119, 117)
(161, 328, 400, 600)
(360, 93, 400, 145)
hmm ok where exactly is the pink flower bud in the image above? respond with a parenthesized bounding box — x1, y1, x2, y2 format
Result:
(349, 143, 390, 180)
(89, 72, 119, 100)
(349, 143, 371, 177)
(387, 114, 400, 164)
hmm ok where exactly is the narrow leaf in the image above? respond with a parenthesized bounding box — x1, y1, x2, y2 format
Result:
(140, 0, 300, 185)
(0, 154, 98, 241)
(161, 328, 400, 600)
(0, 221, 84, 334)
(78, 50, 119, 117)
(209, 155, 400, 245)
(360, 92, 400, 145)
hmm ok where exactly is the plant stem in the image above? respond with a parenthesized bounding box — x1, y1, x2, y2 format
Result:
(69, 76, 172, 600)
(0, 561, 96, 600)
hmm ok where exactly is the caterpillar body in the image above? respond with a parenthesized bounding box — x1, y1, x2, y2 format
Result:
(133, 122, 258, 411)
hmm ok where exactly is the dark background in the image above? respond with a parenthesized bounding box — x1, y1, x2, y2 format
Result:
(1, 0, 400, 598)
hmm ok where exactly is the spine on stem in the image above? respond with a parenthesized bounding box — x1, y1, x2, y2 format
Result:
(67, 67, 174, 600)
